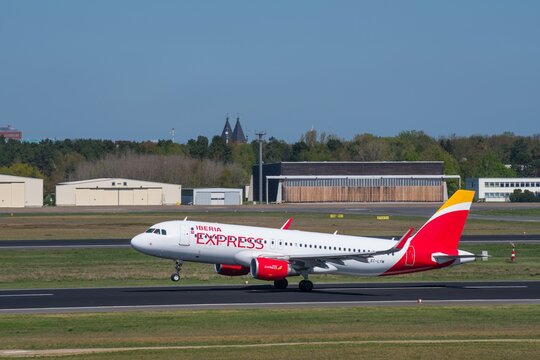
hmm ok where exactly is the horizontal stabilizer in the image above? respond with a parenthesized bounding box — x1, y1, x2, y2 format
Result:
(432, 253, 490, 264)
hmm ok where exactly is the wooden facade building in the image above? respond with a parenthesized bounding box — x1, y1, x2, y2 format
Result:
(252, 162, 457, 203)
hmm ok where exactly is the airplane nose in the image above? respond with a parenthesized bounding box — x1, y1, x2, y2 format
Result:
(131, 234, 145, 252)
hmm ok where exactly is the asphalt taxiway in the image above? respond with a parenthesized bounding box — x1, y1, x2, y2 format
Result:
(1, 281, 539, 314)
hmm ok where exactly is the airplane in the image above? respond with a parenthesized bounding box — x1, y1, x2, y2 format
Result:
(131, 190, 484, 292)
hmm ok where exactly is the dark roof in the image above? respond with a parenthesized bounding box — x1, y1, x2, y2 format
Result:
(257, 161, 445, 176)
(221, 117, 233, 143)
(231, 117, 246, 143)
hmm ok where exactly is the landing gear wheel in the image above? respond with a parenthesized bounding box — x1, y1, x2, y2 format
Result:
(299, 279, 314, 292)
(274, 278, 289, 290)
(170, 259, 183, 282)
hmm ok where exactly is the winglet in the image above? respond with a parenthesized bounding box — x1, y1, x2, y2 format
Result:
(281, 217, 293, 230)
(395, 227, 414, 251)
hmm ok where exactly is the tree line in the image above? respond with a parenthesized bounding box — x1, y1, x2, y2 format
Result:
(0, 131, 539, 201)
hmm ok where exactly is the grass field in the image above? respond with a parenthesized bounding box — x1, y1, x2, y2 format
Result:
(0, 243, 538, 289)
(0, 306, 539, 359)
(0, 211, 539, 240)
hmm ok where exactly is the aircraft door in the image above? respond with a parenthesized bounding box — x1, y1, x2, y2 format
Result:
(405, 245, 415, 266)
(179, 223, 190, 246)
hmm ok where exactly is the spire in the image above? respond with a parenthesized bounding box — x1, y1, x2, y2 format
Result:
(231, 114, 246, 144)
(221, 114, 233, 144)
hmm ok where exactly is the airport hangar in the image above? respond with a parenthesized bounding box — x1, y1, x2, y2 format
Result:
(56, 178, 181, 206)
(252, 161, 460, 203)
(0, 174, 43, 208)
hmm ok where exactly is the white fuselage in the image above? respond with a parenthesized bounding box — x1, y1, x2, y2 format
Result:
(131, 220, 408, 276)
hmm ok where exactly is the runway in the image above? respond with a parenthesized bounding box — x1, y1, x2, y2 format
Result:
(1, 234, 539, 249)
(1, 281, 539, 314)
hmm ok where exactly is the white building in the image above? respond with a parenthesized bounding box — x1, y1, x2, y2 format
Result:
(0, 174, 43, 208)
(56, 178, 181, 206)
(466, 177, 540, 202)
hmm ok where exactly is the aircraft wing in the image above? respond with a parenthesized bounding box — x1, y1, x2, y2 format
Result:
(263, 228, 414, 270)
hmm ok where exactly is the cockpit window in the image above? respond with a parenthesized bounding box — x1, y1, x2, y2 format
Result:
(145, 228, 167, 235)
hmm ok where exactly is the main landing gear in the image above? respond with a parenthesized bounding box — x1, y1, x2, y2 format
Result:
(273, 278, 288, 289)
(170, 259, 183, 282)
(299, 279, 314, 292)
(298, 271, 314, 292)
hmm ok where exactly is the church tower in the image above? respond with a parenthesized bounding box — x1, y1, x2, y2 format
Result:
(231, 115, 247, 144)
(221, 115, 233, 144)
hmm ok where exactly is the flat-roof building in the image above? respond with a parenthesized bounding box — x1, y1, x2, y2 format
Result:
(0, 125, 22, 140)
(253, 161, 459, 203)
(466, 177, 540, 202)
(182, 188, 243, 205)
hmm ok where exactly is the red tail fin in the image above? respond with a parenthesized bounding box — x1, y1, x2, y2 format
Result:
(411, 190, 475, 251)
(382, 190, 475, 276)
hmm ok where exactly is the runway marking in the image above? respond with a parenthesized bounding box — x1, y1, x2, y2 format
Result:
(2, 339, 540, 357)
(463, 285, 528, 289)
(318, 286, 446, 291)
(0, 293, 53, 298)
(2, 298, 540, 313)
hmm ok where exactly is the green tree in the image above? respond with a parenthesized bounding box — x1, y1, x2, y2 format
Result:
(208, 136, 231, 162)
(264, 137, 292, 163)
(510, 139, 534, 176)
(187, 136, 209, 159)
(0, 162, 44, 178)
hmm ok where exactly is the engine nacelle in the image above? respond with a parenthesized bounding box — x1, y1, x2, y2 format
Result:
(214, 264, 250, 276)
(250, 258, 295, 280)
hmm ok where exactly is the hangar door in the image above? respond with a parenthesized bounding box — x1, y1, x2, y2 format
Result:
(75, 189, 118, 206)
(76, 188, 163, 206)
(133, 188, 162, 205)
(0, 183, 25, 208)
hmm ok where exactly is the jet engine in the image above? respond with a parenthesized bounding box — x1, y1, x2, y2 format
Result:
(250, 258, 295, 280)
(214, 264, 250, 276)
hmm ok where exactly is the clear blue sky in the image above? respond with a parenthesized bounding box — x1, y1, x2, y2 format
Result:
(1, 1, 539, 142)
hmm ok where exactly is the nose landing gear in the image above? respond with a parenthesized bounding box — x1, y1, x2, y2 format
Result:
(171, 259, 183, 282)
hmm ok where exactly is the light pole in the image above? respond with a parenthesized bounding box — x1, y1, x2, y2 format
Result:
(255, 131, 266, 204)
